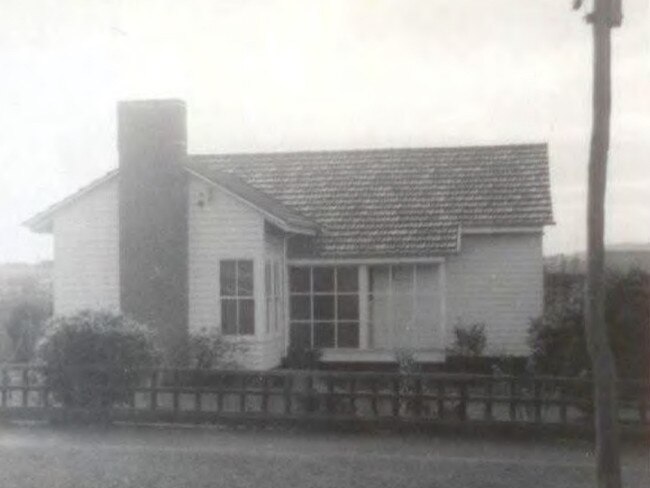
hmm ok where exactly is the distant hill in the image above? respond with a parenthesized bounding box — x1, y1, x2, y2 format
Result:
(545, 244, 650, 274)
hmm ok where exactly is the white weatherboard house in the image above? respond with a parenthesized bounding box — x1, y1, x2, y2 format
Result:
(26, 100, 554, 370)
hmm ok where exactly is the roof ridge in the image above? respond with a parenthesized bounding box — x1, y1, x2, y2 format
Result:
(188, 142, 548, 160)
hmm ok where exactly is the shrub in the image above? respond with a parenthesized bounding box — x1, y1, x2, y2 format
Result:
(447, 321, 487, 357)
(187, 328, 246, 370)
(281, 347, 322, 369)
(395, 349, 421, 374)
(3, 299, 52, 362)
(37, 310, 159, 409)
(530, 268, 650, 380)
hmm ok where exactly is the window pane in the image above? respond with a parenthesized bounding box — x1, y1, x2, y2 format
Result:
(393, 294, 414, 330)
(314, 322, 335, 348)
(368, 265, 390, 294)
(337, 266, 358, 292)
(221, 298, 237, 334)
(416, 264, 438, 295)
(220, 261, 237, 296)
(337, 322, 359, 348)
(337, 294, 359, 320)
(239, 298, 255, 335)
(237, 261, 254, 296)
(274, 297, 281, 331)
(265, 262, 272, 297)
(392, 264, 414, 295)
(290, 295, 310, 320)
(313, 295, 334, 320)
(313, 267, 334, 292)
(290, 322, 311, 350)
(274, 262, 281, 295)
(266, 297, 272, 333)
(289, 267, 310, 293)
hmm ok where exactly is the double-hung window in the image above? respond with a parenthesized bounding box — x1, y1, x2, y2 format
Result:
(265, 261, 285, 334)
(220, 260, 255, 335)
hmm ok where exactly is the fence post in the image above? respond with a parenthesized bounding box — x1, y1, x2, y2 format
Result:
(392, 377, 400, 418)
(559, 380, 568, 424)
(371, 378, 379, 417)
(484, 380, 493, 421)
(150, 370, 158, 411)
(22, 368, 29, 408)
(349, 377, 357, 416)
(509, 378, 517, 421)
(239, 374, 247, 414)
(283, 375, 292, 416)
(1, 367, 7, 408)
(414, 376, 423, 418)
(458, 381, 468, 422)
(172, 370, 180, 417)
(217, 375, 224, 413)
(638, 382, 648, 425)
(534, 379, 543, 424)
(42, 368, 49, 409)
(437, 381, 445, 420)
(261, 375, 269, 415)
(195, 386, 202, 414)
(325, 376, 333, 415)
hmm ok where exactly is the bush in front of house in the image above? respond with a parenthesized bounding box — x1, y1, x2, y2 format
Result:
(447, 321, 487, 357)
(37, 310, 159, 410)
(529, 268, 650, 380)
(187, 327, 245, 370)
(3, 298, 52, 362)
(281, 347, 322, 370)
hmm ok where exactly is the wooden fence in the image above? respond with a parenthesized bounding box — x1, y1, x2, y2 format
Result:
(1, 364, 648, 433)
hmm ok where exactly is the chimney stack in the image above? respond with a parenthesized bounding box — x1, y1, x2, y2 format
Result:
(118, 99, 189, 363)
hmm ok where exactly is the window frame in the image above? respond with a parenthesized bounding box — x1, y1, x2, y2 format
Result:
(220, 259, 255, 336)
(367, 263, 438, 348)
(289, 265, 360, 349)
(265, 260, 285, 334)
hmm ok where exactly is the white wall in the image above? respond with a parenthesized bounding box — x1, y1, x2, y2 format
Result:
(52, 179, 120, 314)
(260, 227, 286, 369)
(445, 232, 544, 356)
(188, 177, 284, 369)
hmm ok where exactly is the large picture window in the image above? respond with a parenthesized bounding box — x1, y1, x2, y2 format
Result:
(220, 260, 254, 335)
(289, 266, 359, 349)
(368, 264, 439, 349)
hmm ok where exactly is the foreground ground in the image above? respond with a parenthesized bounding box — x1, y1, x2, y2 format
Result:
(0, 423, 647, 487)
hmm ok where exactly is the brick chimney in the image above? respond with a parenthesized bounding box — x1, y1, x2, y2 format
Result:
(117, 99, 189, 363)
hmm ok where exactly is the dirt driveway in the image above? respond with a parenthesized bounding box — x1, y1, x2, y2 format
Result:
(0, 423, 647, 487)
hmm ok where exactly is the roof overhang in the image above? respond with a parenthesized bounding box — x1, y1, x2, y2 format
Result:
(23, 166, 318, 237)
(23, 170, 119, 234)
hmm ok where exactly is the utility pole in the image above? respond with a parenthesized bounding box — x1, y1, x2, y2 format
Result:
(573, 1, 623, 487)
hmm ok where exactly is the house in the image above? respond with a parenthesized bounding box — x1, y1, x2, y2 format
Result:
(25, 99, 553, 369)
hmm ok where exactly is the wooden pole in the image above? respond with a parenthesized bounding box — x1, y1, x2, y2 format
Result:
(581, 1, 622, 487)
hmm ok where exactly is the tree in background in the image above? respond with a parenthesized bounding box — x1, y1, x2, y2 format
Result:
(3, 298, 52, 362)
(531, 268, 649, 380)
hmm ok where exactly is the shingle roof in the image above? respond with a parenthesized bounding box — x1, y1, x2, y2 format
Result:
(188, 143, 553, 258)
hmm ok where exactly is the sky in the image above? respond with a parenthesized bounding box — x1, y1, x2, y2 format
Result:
(0, 0, 648, 263)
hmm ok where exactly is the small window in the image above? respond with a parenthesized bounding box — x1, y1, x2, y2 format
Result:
(220, 259, 255, 335)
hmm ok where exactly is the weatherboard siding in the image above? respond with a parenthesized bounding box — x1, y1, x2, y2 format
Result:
(445, 233, 543, 356)
(188, 177, 280, 369)
(261, 227, 287, 368)
(52, 179, 120, 315)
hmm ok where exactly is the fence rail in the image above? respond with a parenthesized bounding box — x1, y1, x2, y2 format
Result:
(0, 364, 648, 432)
